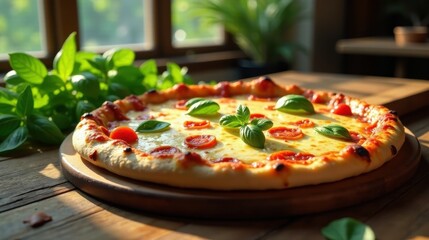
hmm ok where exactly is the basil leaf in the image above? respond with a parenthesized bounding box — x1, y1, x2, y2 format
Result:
(236, 104, 250, 124)
(0, 114, 21, 139)
(53, 32, 76, 81)
(185, 97, 206, 108)
(139, 59, 158, 75)
(4, 70, 25, 86)
(27, 114, 65, 145)
(240, 124, 265, 148)
(75, 100, 96, 120)
(71, 72, 100, 99)
(219, 115, 242, 128)
(136, 120, 170, 133)
(0, 126, 28, 153)
(315, 124, 352, 140)
(9, 53, 47, 84)
(104, 48, 135, 68)
(275, 94, 315, 114)
(41, 75, 64, 93)
(187, 100, 220, 116)
(16, 86, 34, 117)
(321, 217, 375, 240)
(250, 118, 273, 131)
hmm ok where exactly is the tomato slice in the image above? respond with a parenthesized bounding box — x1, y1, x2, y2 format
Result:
(109, 126, 138, 144)
(150, 146, 182, 158)
(264, 105, 276, 111)
(184, 135, 217, 149)
(292, 119, 314, 128)
(250, 113, 268, 120)
(183, 120, 211, 129)
(332, 103, 352, 116)
(311, 93, 325, 103)
(175, 100, 187, 110)
(268, 127, 304, 140)
(268, 150, 314, 161)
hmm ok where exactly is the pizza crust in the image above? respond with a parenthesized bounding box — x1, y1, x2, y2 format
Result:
(72, 77, 405, 190)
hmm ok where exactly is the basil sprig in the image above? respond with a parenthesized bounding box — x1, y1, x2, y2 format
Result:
(186, 98, 220, 116)
(136, 120, 170, 133)
(275, 94, 315, 114)
(321, 217, 375, 240)
(219, 104, 273, 148)
(314, 124, 352, 140)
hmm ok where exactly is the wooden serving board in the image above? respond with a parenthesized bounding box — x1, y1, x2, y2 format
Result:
(60, 130, 421, 220)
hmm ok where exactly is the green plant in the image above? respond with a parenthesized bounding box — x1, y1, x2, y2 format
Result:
(0, 32, 193, 154)
(192, 0, 304, 66)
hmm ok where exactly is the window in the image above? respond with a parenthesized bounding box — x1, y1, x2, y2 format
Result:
(0, 0, 239, 73)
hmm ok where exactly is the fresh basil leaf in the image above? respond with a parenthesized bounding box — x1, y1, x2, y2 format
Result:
(0, 126, 28, 153)
(219, 115, 242, 128)
(16, 86, 34, 117)
(187, 100, 220, 116)
(52, 113, 72, 131)
(275, 94, 315, 114)
(88, 55, 108, 73)
(315, 124, 352, 140)
(71, 72, 100, 99)
(185, 97, 206, 108)
(53, 32, 76, 81)
(75, 100, 96, 120)
(104, 48, 135, 68)
(166, 62, 184, 83)
(0, 103, 14, 114)
(0, 114, 21, 139)
(250, 119, 273, 131)
(108, 82, 131, 98)
(240, 124, 265, 148)
(139, 59, 158, 75)
(26, 114, 64, 145)
(4, 70, 25, 86)
(236, 104, 250, 124)
(9, 53, 47, 84)
(136, 120, 170, 133)
(41, 75, 64, 93)
(321, 217, 375, 240)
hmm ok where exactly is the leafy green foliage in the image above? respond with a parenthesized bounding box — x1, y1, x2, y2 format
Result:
(136, 120, 171, 133)
(315, 124, 352, 141)
(186, 99, 220, 116)
(0, 32, 193, 154)
(321, 217, 375, 240)
(219, 104, 273, 148)
(275, 94, 315, 114)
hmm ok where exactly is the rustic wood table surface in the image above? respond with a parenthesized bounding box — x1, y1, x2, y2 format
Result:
(1, 71, 429, 240)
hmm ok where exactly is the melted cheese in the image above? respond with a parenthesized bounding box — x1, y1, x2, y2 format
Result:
(118, 97, 370, 164)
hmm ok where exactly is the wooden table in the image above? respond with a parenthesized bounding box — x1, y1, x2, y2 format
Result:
(1, 71, 429, 239)
(336, 37, 429, 77)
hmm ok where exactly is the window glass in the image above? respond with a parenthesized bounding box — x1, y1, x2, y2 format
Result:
(77, 0, 153, 51)
(0, 0, 45, 57)
(172, 0, 224, 48)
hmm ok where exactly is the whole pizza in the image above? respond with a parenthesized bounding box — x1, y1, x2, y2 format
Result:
(72, 76, 405, 190)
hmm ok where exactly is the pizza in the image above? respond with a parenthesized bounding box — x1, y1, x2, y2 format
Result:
(72, 76, 405, 190)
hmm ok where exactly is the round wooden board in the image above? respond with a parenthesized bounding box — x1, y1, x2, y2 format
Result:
(60, 129, 421, 220)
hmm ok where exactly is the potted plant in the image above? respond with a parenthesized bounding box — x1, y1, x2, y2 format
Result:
(385, 0, 429, 45)
(192, 0, 304, 78)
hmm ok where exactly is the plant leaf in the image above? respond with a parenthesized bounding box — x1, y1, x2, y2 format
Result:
(140, 59, 158, 75)
(136, 120, 171, 133)
(26, 114, 64, 145)
(236, 104, 250, 124)
(250, 118, 273, 130)
(240, 124, 265, 148)
(219, 115, 242, 128)
(315, 124, 352, 140)
(275, 94, 315, 114)
(104, 48, 135, 68)
(187, 100, 220, 116)
(0, 126, 28, 153)
(185, 97, 206, 108)
(41, 75, 64, 93)
(16, 85, 34, 117)
(4, 70, 25, 86)
(75, 100, 96, 120)
(53, 32, 76, 81)
(71, 72, 100, 99)
(9, 53, 47, 84)
(321, 217, 375, 240)
(0, 114, 21, 139)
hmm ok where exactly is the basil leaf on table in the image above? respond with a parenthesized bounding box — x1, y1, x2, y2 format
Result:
(315, 124, 352, 140)
(321, 217, 375, 240)
(275, 94, 315, 114)
(219, 115, 242, 128)
(240, 124, 265, 149)
(185, 97, 206, 108)
(186, 100, 220, 116)
(250, 118, 273, 131)
(0, 126, 28, 153)
(136, 120, 171, 133)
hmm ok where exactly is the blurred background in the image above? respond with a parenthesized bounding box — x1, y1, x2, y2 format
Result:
(0, 0, 428, 81)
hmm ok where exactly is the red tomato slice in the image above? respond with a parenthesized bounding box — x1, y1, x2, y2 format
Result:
(150, 146, 182, 158)
(268, 150, 314, 161)
(175, 100, 187, 110)
(109, 126, 138, 144)
(183, 120, 211, 129)
(332, 103, 352, 116)
(268, 127, 304, 140)
(292, 119, 314, 128)
(311, 93, 325, 103)
(184, 135, 217, 149)
(250, 113, 268, 120)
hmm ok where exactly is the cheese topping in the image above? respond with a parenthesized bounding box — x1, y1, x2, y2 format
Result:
(115, 96, 370, 164)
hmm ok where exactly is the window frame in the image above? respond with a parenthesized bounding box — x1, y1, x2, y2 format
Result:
(0, 0, 241, 73)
